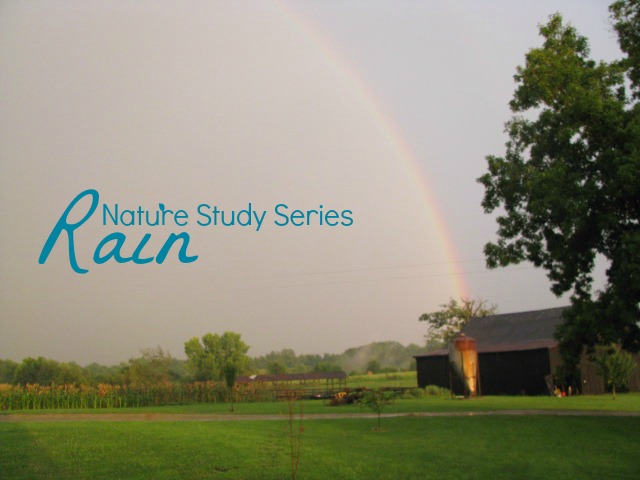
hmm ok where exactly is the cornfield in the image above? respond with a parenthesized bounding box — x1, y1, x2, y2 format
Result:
(0, 381, 273, 411)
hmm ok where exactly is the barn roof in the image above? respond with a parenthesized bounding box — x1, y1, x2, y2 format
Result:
(416, 306, 567, 357)
(463, 306, 567, 345)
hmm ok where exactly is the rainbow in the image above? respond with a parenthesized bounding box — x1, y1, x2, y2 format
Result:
(277, 1, 469, 299)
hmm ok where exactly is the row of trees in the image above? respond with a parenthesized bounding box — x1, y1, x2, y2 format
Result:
(0, 357, 87, 386)
(0, 334, 251, 389)
(0, 348, 186, 387)
(252, 341, 424, 375)
(0, 336, 425, 387)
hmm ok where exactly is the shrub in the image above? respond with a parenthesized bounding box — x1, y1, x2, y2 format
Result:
(423, 385, 450, 397)
(358, 389, 396, 430)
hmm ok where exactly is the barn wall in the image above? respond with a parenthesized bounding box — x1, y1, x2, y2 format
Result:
(579, 353, 605, 395)
(416, 350, 554, 396)
(548, 346, 561, 377)
(417, 348, 640, 396)
(416, 356, 448, 389)
(477, 348, 552, 395)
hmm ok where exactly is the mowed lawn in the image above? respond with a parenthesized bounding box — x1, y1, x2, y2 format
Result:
(1, 413, 639, 479)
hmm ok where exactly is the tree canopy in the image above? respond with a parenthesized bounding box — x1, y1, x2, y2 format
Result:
(593, 344, 638, 399)
(125, 347, 173, 387)
(478, 1, 640, 363)
(12, 356, 87, 386)
(184, 332, 250, 382)
(419, 297, 497, 345)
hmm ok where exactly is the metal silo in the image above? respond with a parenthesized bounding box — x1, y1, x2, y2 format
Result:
(449, 333, 479, 397)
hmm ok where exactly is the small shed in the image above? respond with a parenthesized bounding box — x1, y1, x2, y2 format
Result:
(236, 371, 347, 399)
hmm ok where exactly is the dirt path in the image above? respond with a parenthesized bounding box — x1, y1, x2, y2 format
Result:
(2, 410, 639, 422)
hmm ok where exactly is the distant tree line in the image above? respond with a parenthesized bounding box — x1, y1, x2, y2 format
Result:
(0, 347, 186, 387)
(251, 341, 426, 375)
(0, 340, 426, 386)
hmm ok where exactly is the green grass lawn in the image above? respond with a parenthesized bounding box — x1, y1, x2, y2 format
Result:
(1, 415, 638, 479)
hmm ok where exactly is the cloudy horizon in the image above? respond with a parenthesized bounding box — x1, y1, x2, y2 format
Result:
(1, 1, 617, 365)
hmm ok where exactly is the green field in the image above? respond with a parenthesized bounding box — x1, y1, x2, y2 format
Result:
(346, 371, 418, 389)
(1, 393, 640, 479)
(1, 414, 638, 479)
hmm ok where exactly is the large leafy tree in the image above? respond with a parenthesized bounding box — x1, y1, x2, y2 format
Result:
(184, 331, 250, 382)
(126, 347, 173, 387)
(478, 1, 640, 365)
(419, 297, 497, 345)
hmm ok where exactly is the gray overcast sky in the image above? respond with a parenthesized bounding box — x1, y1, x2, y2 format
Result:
(0, 1, 620, 365)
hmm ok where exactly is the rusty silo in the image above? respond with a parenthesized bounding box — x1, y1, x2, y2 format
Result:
(448, 333, 480, 397)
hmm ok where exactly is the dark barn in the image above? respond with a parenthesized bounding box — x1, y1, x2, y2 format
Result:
(416, 306, 640, 395)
